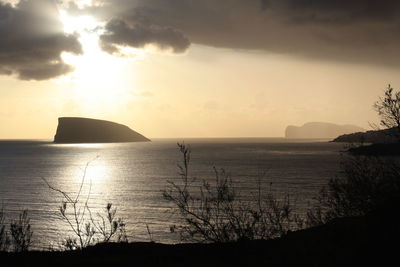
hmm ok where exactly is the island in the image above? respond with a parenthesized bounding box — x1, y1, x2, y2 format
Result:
(54, 117, 150, 143)
(332, 127, 400, 155)
(285, 122, 364, 139)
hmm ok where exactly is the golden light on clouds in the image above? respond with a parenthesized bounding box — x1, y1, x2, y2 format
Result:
(58, 10, 146, 112)
(59, 10, 99, 35)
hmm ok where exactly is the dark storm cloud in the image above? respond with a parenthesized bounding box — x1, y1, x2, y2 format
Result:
(76, 0, 400, 67)
(99, 18, 190, 55)
(0, 0, 82, 80)
(261, 0, 400, 24)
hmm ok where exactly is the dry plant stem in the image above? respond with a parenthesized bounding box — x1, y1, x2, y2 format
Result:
(43, 162, 94, 249)
(146, 224, 154, 242)
(43, 159, 127, 250)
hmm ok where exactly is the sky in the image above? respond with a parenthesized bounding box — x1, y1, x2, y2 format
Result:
(1, 0, 400, 139)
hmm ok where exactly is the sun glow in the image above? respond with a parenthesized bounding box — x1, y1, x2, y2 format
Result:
(58, 11, 146, 112)
(60, 10, 99, 34)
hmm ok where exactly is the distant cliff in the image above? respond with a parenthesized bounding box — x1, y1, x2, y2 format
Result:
(54, 117, 150, 143)
(332, 128, 399, 143)
(285, 122, 364, 139)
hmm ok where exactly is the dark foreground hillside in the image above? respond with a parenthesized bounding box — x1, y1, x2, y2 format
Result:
(1, 204, 398, 267)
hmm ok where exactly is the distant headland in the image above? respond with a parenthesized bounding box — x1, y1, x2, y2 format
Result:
(332, 127, 400, 155)
(285, 122, 364, 139)
(54, 117, 150, 143)
(332, 128, 398, 143)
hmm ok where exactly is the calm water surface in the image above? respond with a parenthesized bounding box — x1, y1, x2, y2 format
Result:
(0, 138, 345, 249)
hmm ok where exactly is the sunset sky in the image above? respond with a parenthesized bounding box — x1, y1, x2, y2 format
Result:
(1, 0, 400, 139)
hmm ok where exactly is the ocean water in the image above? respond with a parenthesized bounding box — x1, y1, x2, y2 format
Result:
(0, 138, 345, 249)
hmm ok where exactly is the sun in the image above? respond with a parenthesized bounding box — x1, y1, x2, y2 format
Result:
(59, 10, 99, 34)
(58, 11, 146, 112)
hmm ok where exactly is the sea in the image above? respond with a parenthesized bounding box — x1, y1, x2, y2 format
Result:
(0, 138, 346, 250)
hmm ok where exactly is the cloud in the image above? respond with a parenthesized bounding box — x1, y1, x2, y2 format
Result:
(99, 18, 190, 55)
(75, 0, 400, 67)
(261, 0, 400, 23)
(0, 0, 82, 80)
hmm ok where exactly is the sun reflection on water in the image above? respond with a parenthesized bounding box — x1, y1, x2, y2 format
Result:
(50, 143, 108, 149)
(69, 157, 110, 186)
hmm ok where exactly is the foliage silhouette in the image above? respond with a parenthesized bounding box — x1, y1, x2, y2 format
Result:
(0, 207, 10, 251)
(1, 208, 33, 252)
(373, 84, 400, 140)
(307, 155, 400, 226)
(163, 143, 303, 242)
(43, 161, 127, 250)
(9, 210, 33, 252)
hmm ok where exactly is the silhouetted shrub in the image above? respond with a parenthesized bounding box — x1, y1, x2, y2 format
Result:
(307, 155, 400, 226)
(44, 161, 127, 250)
(163, 143, 303, 242)
(373, 85, 400, 140)
(1, 208, 33, 252)
(0, 207, 10, 251)
(10, 210, 32, 252)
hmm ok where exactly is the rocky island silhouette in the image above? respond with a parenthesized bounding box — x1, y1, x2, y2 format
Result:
(54, 117, 150, 143)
